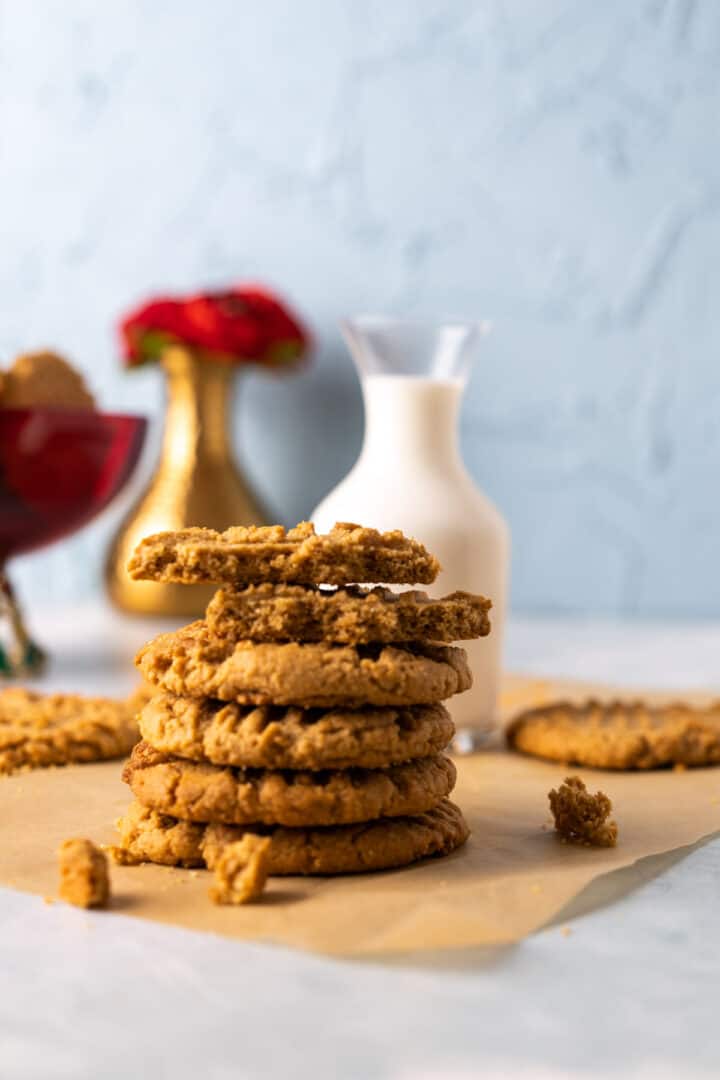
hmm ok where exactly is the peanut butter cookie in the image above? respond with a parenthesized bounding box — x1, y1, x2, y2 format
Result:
(1, 350, 96, 410)
(0, 687, 139, 775)
(205, 584, 491, 644)
(136, 623, 471, 707)
(139, 694, 454, 770)
(508, 698, 720, 769)
(115, 798, 470, 874)
(127, 521, 439, 586)
(123, 741, 456, 826)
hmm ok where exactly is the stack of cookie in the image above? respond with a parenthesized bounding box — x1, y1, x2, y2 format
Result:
(115, 523, 489, 877)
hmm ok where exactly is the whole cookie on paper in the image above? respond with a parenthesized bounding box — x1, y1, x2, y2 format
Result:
(205, 584, 491, 644)
(136, 623, 472, 707)
(123, 740, 457, 826)
(115, 798, 470, 874)
(507, 698, 720, 769)
(127, 521, 439, 586)
(139, 693, 455, 770)
(0, 687, 139, 775)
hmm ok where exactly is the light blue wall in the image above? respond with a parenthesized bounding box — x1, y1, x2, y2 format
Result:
(3, 0, 719, 617)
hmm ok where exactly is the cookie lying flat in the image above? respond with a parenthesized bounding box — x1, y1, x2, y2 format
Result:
(127, 521, 439, 587)
(507, 698, 720, 769)
(115, 798, 470, 874)
(0, 687, 139, 775)
(136, 623, 472, 708)
(123, 741, 456, 826)
(140, 693, 454, 770)
(205, 584, 491, 644)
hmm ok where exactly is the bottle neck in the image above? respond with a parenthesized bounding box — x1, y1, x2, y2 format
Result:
(359, 375, 464, 471)
(160, 346, 234, 470)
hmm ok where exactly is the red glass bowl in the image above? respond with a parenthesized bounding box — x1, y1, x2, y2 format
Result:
(0, 408, 147, 675)
(0, 408, 147, 561)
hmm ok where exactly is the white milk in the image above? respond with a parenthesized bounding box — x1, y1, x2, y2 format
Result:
(312, 374, 509, 737)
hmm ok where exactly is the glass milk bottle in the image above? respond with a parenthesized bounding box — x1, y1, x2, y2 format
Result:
(311, 317, 510, 742)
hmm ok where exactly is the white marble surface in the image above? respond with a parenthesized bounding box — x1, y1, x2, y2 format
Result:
(2, 608, 720, 1080)
(5, 0, 720, 619)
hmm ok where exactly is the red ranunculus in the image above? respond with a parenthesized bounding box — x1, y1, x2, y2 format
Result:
(119, 286, 311, 369)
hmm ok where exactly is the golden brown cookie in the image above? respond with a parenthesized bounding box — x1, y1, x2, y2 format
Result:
(205, 584, 491, 644)
(1, 350, 96, 410)
(122, 741, 456, 826)
(136, 623, 471, 707)
(115, 798, 470, 874)
(507, 698, 720, 769)
(58, 838, 110, 908)
(0, 687, 139, 775)
(127, 521, 439, 587)
(139, 693, 454, 770)
(549, 776, 618, 847)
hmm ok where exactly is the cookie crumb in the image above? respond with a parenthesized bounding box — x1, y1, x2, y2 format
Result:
(560, 926, 573, 937)
(58, 838, 110, 908)
(209, 836, 271, 905)
(548, 776, 618, 848)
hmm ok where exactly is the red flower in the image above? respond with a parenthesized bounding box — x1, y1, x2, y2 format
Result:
(119, 286, 311, 369)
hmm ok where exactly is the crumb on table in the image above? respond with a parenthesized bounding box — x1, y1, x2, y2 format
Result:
(209, 836, 271, 905)
(548, 776, 618, 848)
(58, 838, 110, 908)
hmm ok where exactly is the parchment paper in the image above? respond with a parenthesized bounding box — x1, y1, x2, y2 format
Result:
(1, 675, 719, 957)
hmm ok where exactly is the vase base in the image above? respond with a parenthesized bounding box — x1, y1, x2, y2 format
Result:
(104, 346, 272, 619)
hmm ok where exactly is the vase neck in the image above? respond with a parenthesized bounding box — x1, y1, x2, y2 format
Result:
(161, 346, 234, 466)
(359, 375, 464, 471)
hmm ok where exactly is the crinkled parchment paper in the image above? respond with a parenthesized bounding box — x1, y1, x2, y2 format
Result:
(1, 675, 718, 956)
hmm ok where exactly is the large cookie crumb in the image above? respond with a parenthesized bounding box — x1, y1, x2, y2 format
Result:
(209, 835, 271, 904)
(58, 838, 110, 908)
(548, 776, 618, 848)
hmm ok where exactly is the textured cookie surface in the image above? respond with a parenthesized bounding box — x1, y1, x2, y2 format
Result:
(205, 584, 491, 644)
(136, 623, 472, 707)
(140, 693, 454, 770)
(0, 687, 139, 775)
(127, 521, 439, 586)
(115, 798, 470, 874)
(507, 698, 720, 769)
(123, 741, 456, 826)
(549, 776, 618, 847)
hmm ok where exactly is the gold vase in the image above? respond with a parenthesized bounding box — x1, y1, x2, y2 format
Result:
(105, 345, 269, 616)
